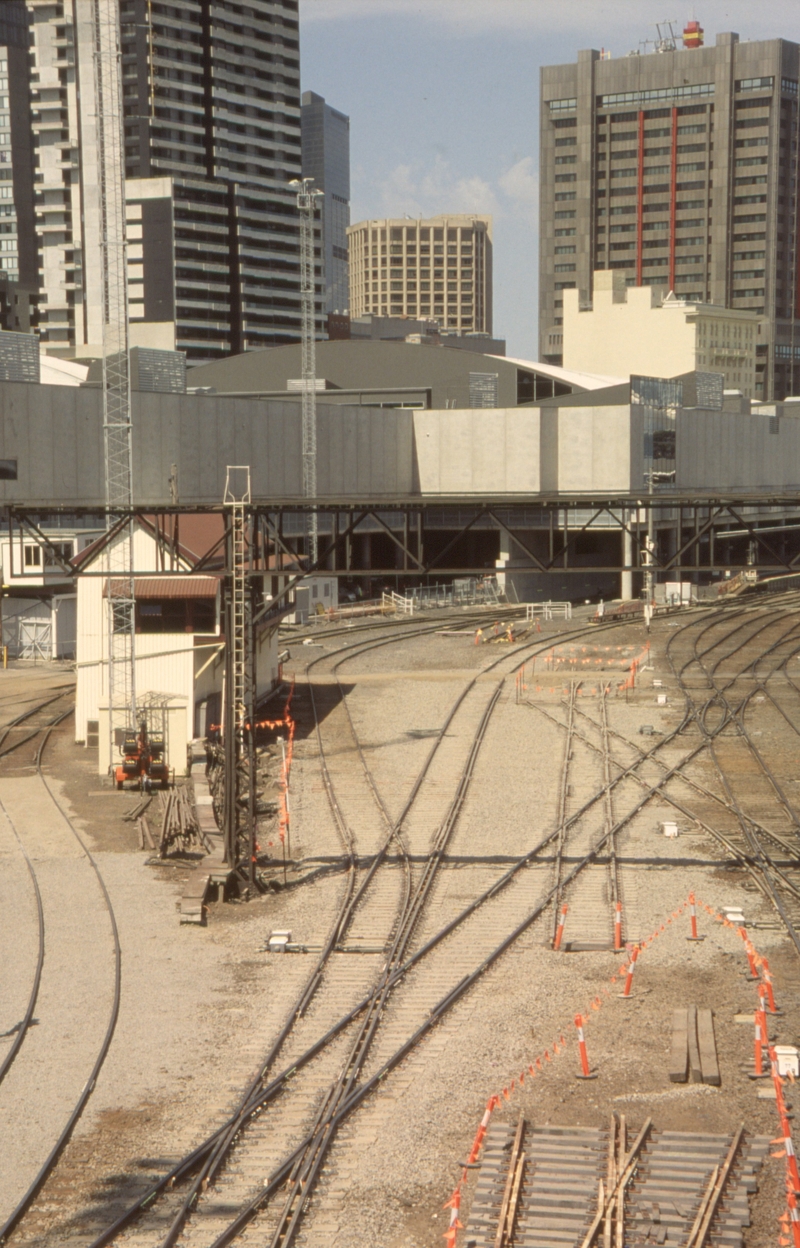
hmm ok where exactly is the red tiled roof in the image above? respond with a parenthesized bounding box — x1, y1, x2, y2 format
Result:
(103, 576, 219, 599)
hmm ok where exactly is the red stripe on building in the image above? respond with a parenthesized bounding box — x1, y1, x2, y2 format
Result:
(636, 110, 645, 286)
(669, 106, 678, 291)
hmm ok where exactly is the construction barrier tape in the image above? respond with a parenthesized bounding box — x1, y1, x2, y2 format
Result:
(445, 890, 794, 1246)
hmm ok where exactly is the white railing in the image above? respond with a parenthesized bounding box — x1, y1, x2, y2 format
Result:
(525, 601, 573, 621)
(381, 591, 415, 615)
(381, 577, 503, 615)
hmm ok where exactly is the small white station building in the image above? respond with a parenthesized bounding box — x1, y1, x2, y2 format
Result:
(74, 516, 282, 775)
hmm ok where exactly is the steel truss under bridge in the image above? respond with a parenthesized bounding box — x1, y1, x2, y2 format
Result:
(11, 492, 800, 587)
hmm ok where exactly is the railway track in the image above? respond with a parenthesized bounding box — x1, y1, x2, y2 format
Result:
(521, 603, 800, 949)
(0, 709, 120, 1244)
(0, 685, 75, 758)
(36, 598, 800, 1248)
(90, 604, 776, 1247)
(78, 611, 651, 1247)
(665, 607, 800, 946)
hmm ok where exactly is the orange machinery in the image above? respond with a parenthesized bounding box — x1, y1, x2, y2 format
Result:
(115, 720, 170, 791)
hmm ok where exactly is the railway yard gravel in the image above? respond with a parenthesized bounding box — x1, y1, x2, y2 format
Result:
(1, 608, 798, 1248)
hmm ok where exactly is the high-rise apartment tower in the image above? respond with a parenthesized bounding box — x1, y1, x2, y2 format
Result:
(0, 2, 35, 303)
(539, 30, 800, 399)
(348, 214, 492, 334)
(301, 91, 350, 315)
(27, 0, 306, 361)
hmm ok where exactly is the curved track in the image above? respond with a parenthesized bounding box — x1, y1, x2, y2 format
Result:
(0, 711, 121, 1244)
(80, 612, 635, 1247)
(49, 598, 800, 1248)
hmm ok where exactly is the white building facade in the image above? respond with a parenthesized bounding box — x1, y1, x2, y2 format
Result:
(75, 521, 281, 775)
(562, 270, 759, 396)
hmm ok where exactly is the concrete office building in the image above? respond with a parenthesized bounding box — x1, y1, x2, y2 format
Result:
(0, 2, 36, 324)
(26, 0, 306, 361)
(539, 28, 800, 400)
(562, 270, 759, 396)
(348, 215, 492, 335)
(301, 92, 350, 315)
(26, 0, 103, 355)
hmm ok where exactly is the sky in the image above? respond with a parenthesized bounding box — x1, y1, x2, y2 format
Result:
(300, 0, 800, 359)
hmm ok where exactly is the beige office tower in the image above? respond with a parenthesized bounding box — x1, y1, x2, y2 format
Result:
(347, 215, 492, 334)
(539, 28, 800, 400)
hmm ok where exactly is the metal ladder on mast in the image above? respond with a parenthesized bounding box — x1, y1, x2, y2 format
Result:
(93, 0, 136, 765)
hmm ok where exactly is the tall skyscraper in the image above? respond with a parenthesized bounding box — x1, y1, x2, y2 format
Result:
(301, 91, 350, 315)
(348, 214, 492, 335)
(0, 1, 36, 307)
(27, 0, 306, 362)
(539, 28, 800, 400)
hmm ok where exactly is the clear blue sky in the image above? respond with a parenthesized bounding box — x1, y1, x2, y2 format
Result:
(301, 0, 799, 358)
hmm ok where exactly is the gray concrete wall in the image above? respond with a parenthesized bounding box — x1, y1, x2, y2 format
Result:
(5, 377, 800, 508)
(0, 383, 414, 507)
(541, 404, 639, 493)
(677, 407, 800, 490)
(0, 380, 105, 505)
(411, 409, 540, 494)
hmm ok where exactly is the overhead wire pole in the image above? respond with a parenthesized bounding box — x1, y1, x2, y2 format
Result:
(291, 177, 323, 565)
(222, 467, 252, 867)
(93, 0, 136, 766)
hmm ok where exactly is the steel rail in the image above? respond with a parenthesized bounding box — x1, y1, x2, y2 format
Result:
(261, 680, 506, 1247)
(204, 695, 755, 1248)
(87, 613, 655, 1248)
(550, 681, 578, 943)
(600, 687, 621, 943)
(0, 800, 44, 1089)
(87, 654, 743, 1248)
(0, 687, 76, 756)
(550, 697, 800, 870)
(667, 612, 800, 954)
(155, 613, 600, 1247)
(158, 621, 431, 1242)
(0, 692, 82, 1090)
(205, 614, 782, 1246)
(0, 709, 122, 1245)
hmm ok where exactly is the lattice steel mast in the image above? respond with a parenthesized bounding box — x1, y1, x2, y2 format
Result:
(223, 467, 254, 870)
(93, 0, 136, 763)
(291, 178, 323, 564)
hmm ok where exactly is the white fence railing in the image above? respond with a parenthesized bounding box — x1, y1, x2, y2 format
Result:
(381, 591, 415, 616)
(525, 601, 573, 621)
(382, 577, 503, 615)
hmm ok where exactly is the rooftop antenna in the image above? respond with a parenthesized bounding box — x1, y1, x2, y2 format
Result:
(655, 20, 678, 51)
(289, 177, 323, 565)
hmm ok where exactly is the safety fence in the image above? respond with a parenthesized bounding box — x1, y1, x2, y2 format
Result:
(524, 601, 573, 621)
(513, 642, 652, 701)
(254, 680, 295, 853)
(381, 590, 415, 616)
(381, 577, 503, 616)
(443, 891, 796, 1248)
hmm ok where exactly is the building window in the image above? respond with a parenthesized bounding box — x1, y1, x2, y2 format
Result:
(736, 77, 774, 93)
(24, 545, 41, 567)
(45, 541, 73, 566)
